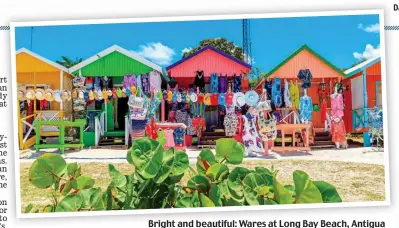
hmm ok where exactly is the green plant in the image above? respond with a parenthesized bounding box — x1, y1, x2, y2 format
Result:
(25, 138, 341, 213)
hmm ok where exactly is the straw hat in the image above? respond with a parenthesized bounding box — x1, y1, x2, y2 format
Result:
(72, 89, 78, 99)
(17, 87, 26, 101)
(25, 88, 36, 100)
(54, 90, 62, 102)
(244, 90, 259, 107)
(233, 92, 245, 107)
(35, 88, 46, 101)
(203, 93, 212, 106)
(190, 93, 197, 103)
(61, 90, 70, 101)
(78, 89, 85, 99)
(45, 89, 55, 101)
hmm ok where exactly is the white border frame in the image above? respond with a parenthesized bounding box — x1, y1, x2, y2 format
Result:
(9, 9, 390, 219)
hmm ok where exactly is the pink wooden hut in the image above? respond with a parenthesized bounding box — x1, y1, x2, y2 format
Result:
(166, 45, 251, 88)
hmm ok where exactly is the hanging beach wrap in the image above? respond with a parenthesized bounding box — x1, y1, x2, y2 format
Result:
(272, 77, 282, 107)
(210, 73, 219, 94)
(297, 69, 312, 89)
(257, 111, 277, 141)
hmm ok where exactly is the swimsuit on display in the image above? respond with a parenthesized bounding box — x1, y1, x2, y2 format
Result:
(299, 95, 313, 122)
(297, 69, 312, 89)
(272, 77, 282, 107)
(218, 74, 228, 93)
(233, 74, 242, 92)
(210, 73, 219, 93)
(194, 71, 205, 90)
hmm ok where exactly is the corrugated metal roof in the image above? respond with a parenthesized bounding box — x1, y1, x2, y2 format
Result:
(69, 45, 163, 76)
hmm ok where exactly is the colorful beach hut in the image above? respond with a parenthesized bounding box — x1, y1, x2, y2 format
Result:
(165, 45, 251, 138)
(342, 55, 382, 146)
(68, 45, 163, 144)
(16, 48, 74, 149)
(254, 44, 346, 129)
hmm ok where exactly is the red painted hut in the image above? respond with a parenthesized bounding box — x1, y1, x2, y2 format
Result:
(166, 45, 251, 88)
(342, 55, 381, 146)
(254, 45, 346, 129)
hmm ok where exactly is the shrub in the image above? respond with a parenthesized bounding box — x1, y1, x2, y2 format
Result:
(25, 138, 341, 213)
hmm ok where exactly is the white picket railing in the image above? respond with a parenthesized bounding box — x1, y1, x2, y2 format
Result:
(94, 112, 105, 146)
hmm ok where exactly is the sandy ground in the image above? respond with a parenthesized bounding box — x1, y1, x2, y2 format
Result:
(19, 146, 385, 165)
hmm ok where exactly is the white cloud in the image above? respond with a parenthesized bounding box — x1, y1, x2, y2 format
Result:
(181, 47, 192, 55)
(357, 23, 380, 33)
(353, 44, 380, 60)
(132, 42, 175, 66)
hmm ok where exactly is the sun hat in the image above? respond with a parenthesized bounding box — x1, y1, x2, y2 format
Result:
(233, 92, 246, 107)
(54, 90, 62, 102)
(116, 88, 123, 98)
(176, 92, 183, 103)
(210, 94, 218, 106)
(45, 89, 55, 101)
(101, 89, 108, 100)
(61, 90, 70, 101)
(35, 88, 46, 100)
(204, 93, 212, 106)
(197, 93, 204, 103)
(17, 87, 26, 101)
(167, 91, 173, 102)
(25, 88, 36, 100)
(89, 90, 95, 100)
(245, 90, 260, 107)
(172, 91, 178, 103)
(190, 93, 198, 103)
(130, 86, 137, 96)
(218, 93, 226, 106)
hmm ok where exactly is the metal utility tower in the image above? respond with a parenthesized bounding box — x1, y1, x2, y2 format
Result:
(242, 19, 252, 66)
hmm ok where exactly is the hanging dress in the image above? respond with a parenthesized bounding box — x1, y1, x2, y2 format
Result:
(218, 74, 228, 93)
(264, 80, 273, 99)
(330, 93, 346, 143)
(164, 128, 175, 148)
(271, 77, 283, 107)
(149, 71, 162, 92)
(233, 74, 242, 92)
(318, 83, 330, 123)
(297, 69, 312, 89)
(210, 73, 219, 93)
(141, 73, 150, 95)
(242, 113, 264, 156)
(194, 71, 205, 91)
(299, 95, 313, 122)
(289, 80, 300, 109)
(284, 79, 292, 108)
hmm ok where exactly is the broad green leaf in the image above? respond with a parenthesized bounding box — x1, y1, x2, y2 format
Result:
(196, 149, 216, 174)
(175, 197, 192, 208)
(171, 151, 189, 175)
(199, 193, 215, 207)
(313, 181, 342, 203)
(154, 148, 175, 183)
(55, 194, 83, 212)
(187, 175, 211, 193)
(228, 167, 250, 191)
(206, 163, 229, 183)
(127, 137, 164, 179)
(71, 176, 95, 190)
(255, 166, 276, 185)
(28, 153, 66, 189)
(243, 173, 267, 205)
(209, 185, 222, 206)
(293, 171, 323, 204)
(108, 164, 127, 187)
(223, 198, 243, 206)
(42, 205, 54, 213)
(218, 180, 231, 199)
(67, 162, 78, 177)
(273, 178, 292, 204)
(284, 184, 296, 197)
(215, 138, 245, 165)
(24, 204, 33, 213)
(264, 200, 279, 205)
(60, 180, 73, 196)
(89, 188, 104, 209)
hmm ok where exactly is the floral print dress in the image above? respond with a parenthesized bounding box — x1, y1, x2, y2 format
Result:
(242, 113, 264, 156)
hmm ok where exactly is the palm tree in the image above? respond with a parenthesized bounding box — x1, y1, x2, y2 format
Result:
(56, 56, 83, 68)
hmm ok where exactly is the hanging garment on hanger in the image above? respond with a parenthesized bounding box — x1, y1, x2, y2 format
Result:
(149, 71, 162, 91)
(299, 95, 313, 122)
(297, 69, 312, 89)
(218, 74, 228, 93)
(186, 115, 197, 136)
(224, 112, 238, 136)
(123, 74, 136, 89)
(289, 80, 300, 109)
(242, 113, 264, 156)
(331, 93, 344, 119)
(210, 73, 219, 93)
(193, 71, 205, 90)
(330, 94, 346, 144)
(164, 128, 175, 148)
(101, 77, 113, 90)
(233, 74, 242, 92)
(264, 80, 273, 98)
(173, 127, 185, 145)
(141, 73, 150, 95)
(284, 79, 292, 108)
(318, 83, 330, 122)
(271, 77, 282, 107)
(241, 75, 250, 92)
(257, 110, 277, 141)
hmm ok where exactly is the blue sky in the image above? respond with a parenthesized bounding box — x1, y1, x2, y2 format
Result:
(15, 14, 380, 73)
